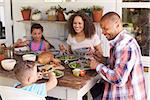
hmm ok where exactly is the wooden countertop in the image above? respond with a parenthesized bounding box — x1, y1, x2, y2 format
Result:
(0, 55, 97, 90)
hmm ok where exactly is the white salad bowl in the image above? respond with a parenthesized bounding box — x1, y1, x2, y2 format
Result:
(1, 59, 16, 71)
(22, 54, 36, 61)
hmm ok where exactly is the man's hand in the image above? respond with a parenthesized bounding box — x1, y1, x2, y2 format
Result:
(90, 59, 99, 70)
(93, 51, 104, 63)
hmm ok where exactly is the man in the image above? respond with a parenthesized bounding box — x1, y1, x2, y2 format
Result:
(90, 12, 147, 99)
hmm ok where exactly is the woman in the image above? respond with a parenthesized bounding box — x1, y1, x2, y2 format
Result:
(59, 11, 103, 55)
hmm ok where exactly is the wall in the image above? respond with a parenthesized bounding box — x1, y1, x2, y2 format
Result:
(12, 0, 116, 53)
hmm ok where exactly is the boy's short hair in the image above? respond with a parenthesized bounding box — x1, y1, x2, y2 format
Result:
(14, 61, 35, 82)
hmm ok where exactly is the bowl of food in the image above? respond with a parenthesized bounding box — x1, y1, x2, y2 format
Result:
(22, 54, 36, 61)
(56, 55, 79, 61)
(38, 64, 64, 79)
(38, 64, 54, 74)
(68, 59, 90, 69)
(68, 61, 81, 69)
(14, 46, 29, 52)
(14, 46, 29, 55)
(1, 59, 16, 71)
(73, 47, 90, 56)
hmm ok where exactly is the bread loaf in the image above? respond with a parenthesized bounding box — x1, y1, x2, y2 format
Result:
(38, 51, 54, 64)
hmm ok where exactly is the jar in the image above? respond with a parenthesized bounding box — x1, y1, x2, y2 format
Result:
(4, 48, 13, 58)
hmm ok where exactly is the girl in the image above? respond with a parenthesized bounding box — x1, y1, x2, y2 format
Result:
(14, 23, 54, 52)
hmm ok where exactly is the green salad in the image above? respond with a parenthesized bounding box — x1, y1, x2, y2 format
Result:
(68, 60, 90, 69)
(69, 62, 81, 69)
(53, 70, 63, 76)
(56, 55, 77, 61)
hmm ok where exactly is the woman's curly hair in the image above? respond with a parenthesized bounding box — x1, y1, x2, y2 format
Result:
(67, 11, 95, 38)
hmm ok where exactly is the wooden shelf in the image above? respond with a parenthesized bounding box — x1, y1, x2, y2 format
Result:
(16, 20, 67, 24)
(16, 20, 99, 24)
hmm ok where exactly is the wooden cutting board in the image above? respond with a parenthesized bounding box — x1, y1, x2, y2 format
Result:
(58, 67, 97, 89)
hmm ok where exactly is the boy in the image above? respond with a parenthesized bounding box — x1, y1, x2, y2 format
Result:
(14, 60, 57, 97)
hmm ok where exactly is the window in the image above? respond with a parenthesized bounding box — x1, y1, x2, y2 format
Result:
(117, 0, 150, 56)
(122, 8, 150, 56)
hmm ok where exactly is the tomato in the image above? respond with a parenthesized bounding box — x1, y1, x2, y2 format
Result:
(80, 70, 86, 76)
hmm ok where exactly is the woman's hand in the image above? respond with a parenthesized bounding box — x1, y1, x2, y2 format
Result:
(59, 43, 71, 55)
(59, 43, 66, 53)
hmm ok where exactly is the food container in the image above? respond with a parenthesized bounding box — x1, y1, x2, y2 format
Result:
(4, 49, 13, 58)
(72, 68, 81, 77)
(22, 54, 36, 61)
(72, 69, 86, 77)
(73, 47, 90, 56)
